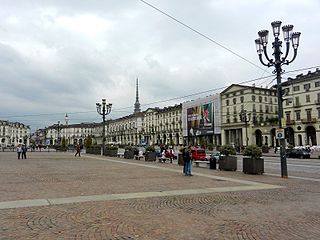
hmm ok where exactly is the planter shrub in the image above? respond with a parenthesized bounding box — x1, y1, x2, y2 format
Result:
(243, 145, 264, 174)
(219, 145, 237, 171)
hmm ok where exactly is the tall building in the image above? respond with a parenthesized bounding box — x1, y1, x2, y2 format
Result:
(134, 78, 141, 113)
(282, 68, 320, 146)
(0, 120, 30, 147)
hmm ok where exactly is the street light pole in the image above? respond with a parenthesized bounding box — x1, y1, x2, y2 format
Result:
(255, 21, 301, 178)
(240, 110, 251, 146)
(96, 99, 112, 156)
(57, 121, 61, 146)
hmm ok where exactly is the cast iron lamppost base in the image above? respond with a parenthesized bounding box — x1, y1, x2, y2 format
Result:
(255, 21, 301, 178)
(96, 99, 112, 156)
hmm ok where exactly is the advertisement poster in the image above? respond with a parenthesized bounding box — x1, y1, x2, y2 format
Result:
(187, 103, 213, 136)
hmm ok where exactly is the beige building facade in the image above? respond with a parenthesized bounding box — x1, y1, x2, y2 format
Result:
(0, 120, 30, 147)
(282, 68, 320, 146)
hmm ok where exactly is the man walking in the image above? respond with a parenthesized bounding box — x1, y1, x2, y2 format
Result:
(75, 144, 81, 157)
(21, 144, 27, 159)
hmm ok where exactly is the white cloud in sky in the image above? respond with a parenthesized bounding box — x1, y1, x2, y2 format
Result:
(0, 0, 319, 130)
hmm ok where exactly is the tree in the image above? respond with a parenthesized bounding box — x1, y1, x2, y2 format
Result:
(61, 137, 67, 148)
(85, 136, 93, 148)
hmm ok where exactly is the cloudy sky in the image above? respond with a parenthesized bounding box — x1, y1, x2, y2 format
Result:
(0, 0, 319, 131)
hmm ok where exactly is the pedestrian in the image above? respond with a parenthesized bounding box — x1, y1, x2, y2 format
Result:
(182, 146, 192, 176)
(75, 144, 81, 157)
(21, 144, 27, 159)
(16, 144, 22, 159)
(274, 146, 277, 153)
(186, 145, 193, 176)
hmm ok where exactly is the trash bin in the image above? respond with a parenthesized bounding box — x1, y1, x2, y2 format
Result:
(178, 153, 184, 166)
(209, 157, 216, 169)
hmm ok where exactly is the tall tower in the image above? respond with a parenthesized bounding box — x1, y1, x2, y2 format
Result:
(134, 78, 141, 113)
(65, 113, 69, 125)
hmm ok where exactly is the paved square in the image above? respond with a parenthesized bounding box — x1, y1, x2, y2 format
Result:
(0, 152, 319, 239)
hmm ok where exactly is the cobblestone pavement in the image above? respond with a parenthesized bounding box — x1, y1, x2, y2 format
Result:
(0, 152, 319, 240)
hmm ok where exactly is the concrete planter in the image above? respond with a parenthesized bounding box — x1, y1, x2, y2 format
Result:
(178, 153, 184, 166)
(219, 156, 237, 171)
(145, 152, 156, 161)
(86, 147, 100, 155)
(104, 149, 118, 157)
(243, 157, 264, 174)
(124, 150, 134, 159)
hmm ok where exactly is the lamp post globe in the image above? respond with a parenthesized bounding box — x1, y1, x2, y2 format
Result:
(255, 21, 301, 178)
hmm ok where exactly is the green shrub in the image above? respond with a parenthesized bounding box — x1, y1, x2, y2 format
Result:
(105, 145, 118, 150)
(146, 145, 155, 152)
(206, 143, 214, 151)
(220, 145, 236, 156)
(243, 145, 262, 159)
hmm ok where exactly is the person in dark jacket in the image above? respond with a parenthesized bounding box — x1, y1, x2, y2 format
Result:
(182, 146, 192, 176)
(21, 144, 27, 159)
(75, 144, 81, 157)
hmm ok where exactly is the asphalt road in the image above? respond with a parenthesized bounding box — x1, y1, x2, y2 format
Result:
(236, 155, 320, 180)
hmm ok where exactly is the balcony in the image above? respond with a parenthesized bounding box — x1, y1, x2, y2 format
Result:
(301, 118, 317, 124)
(293, 103, 301, 108)
(286, 120, 295, 125)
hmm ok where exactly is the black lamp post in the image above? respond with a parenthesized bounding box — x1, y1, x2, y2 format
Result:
(57, 121, 61, 146)
(255, 21, 301, 178)
(239, 110, 251, 147)
(96, 99, 112, 155)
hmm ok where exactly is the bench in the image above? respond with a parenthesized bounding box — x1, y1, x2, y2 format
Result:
(134, 155, 144, 160)
(194, 160, 210, 167)
(158, 157, 171, 163)
(117, 148, 125, 158)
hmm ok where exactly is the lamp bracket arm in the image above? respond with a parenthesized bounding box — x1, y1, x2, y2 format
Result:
(258, 54, 272, 67)
(262, 46, 273, 64)
(281, 42, 290, 62)
(285, 49, 298, 65)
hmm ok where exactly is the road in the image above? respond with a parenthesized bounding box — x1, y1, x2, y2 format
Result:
(236, 155, 320, 180)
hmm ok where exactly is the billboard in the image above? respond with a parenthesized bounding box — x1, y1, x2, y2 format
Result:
(187, 103, 213, 136)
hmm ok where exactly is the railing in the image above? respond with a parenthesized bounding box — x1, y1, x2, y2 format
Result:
(293, 103, 301, 108)
(301, 118, 317, 124)
(286, 120, 295, 125)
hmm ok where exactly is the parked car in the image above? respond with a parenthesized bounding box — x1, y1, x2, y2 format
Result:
(204, 152, 223, 163)
(286, 149, 311, 159)
(190, 147, 206, 161)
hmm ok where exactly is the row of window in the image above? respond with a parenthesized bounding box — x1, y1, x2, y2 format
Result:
(226, 105, 278, 115)
(285, 93, 320, 105)
(285, 81, 320, 93)
(225, 89, 276, 98)
(285, 109, 320, 121)
(226, 95, 277, 105)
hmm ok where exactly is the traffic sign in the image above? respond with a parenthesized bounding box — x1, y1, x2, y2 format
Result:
(276, 129, 285, 139)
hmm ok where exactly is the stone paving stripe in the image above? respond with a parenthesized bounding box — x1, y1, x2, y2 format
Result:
(0, 184, 283, 210)
(0, 199, 50, 210)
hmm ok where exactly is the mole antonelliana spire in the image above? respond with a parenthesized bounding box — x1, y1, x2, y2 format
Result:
(134, 77, 141, 113)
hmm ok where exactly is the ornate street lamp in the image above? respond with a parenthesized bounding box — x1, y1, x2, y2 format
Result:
(57, 121, 61, 146)
(96, 99, 112, 155)
(255, 21, 301, 178)
(239, 110, 251, 147)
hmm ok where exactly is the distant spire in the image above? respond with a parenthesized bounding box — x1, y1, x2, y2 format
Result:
(65, 113, 69, 125)
(134, 77, 141, 113)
